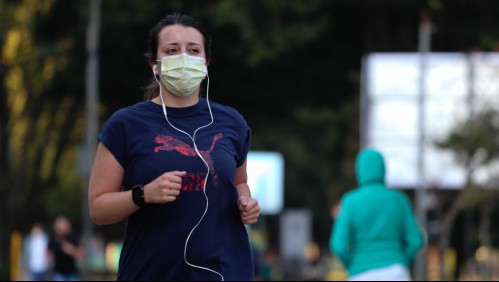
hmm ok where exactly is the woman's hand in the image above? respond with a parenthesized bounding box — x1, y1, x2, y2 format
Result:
(238, 196, 260, 224)
(144, 171, 186, 204)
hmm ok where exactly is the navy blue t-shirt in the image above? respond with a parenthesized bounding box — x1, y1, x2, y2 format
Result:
(98, 98, 253, 281)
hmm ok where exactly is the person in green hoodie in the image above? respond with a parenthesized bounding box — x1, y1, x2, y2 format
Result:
(329, 148, 425, 281)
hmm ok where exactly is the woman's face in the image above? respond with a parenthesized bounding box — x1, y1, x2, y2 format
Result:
(156, 24, 206, 62)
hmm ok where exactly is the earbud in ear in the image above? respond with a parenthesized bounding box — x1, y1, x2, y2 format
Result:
(153, 65, 157, 74)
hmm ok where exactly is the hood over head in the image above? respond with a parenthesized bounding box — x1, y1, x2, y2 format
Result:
(356, 148, 386, 186)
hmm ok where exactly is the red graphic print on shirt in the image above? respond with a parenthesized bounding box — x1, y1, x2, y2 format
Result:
(154, 132, 223, 190)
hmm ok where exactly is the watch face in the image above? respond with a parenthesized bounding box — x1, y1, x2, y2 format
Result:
(132, 185, 145, 207)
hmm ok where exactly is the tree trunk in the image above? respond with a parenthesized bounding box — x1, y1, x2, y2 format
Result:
(439, 191, 465, 280)
(439, 160, 473, 281)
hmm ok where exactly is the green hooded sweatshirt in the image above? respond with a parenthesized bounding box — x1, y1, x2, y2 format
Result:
(329, 148, 425, 276)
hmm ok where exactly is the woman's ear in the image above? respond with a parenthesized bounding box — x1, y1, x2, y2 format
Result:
(149, 60, 157, 74)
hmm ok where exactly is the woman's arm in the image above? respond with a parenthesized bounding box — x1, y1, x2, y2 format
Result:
(88, 142, 186, 225)
(234, 160, 260, 225)
(88, 142, 138, 225)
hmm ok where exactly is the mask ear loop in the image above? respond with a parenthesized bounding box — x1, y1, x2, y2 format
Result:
(152, 67, 223, 281)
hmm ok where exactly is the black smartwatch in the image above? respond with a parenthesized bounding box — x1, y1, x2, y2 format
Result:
(132, 184, 146, 208)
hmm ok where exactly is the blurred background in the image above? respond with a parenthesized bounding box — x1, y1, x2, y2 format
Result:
(2, 0, 499, 280)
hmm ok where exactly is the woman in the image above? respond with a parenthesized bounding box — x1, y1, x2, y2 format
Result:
(88, 13, 260, 281)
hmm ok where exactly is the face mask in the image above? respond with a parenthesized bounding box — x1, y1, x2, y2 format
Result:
(156, 53, 208, 97)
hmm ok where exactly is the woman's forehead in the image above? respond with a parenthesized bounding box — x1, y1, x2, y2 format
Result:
(158, 24, 204, 47)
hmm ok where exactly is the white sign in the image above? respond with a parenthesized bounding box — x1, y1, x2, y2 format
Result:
(279, 209, 312, 262)
(362, 52, 499, 189)
(247, 151, 284, 215)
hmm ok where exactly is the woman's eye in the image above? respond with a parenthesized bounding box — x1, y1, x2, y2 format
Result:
(166, 49, 178, 54)
(189, 49, 200, 54)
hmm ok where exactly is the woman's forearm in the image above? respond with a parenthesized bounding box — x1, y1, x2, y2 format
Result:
(235, 182, 251, 198)
(89, 190, 139, 225)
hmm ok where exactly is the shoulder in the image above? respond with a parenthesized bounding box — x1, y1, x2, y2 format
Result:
(108, 101, 149, 119)
(382, 188, 414, 208)
(395, 189, 413, 204)
(387, 187, 410, 199)
(210, 101, 245, 122)
(340, 189, 358, 206)
(102, 101, 150, 127)
(210, 101, 250, 131)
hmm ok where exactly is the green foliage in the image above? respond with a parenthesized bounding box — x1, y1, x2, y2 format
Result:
(208, 0, 331, 67)
(435, 107, 499, 276)
(0, 4, 87, 278)
(435, 108, 499, 170)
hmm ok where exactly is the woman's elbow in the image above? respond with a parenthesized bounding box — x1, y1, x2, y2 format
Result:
(88, 201, 114, 226)
(89, 211, 122, 226)
(89, 208, 106, 226)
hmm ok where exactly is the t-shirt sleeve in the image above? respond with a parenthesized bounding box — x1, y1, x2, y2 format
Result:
(236, 117, 251, 168)
(98, 111, 127, 168)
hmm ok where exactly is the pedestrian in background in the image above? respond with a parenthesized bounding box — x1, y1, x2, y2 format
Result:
(330, 148, 425, 281)
(23, 223, 49, 281)
(47, 216, 84, 281)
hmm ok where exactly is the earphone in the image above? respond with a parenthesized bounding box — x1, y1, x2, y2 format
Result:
(153, 67, 224, 281)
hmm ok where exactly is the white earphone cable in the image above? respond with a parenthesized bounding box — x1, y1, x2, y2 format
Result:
(153, 68, 223, 281)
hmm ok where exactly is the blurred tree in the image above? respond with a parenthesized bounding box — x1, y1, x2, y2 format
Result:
(0, 0, 86, 278)
(434, 108, 499, 279)
(0, 1, 17, 278)
(207, 0, 331, 67)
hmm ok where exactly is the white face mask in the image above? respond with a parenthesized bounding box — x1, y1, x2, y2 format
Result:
(156, 53, 208, 97)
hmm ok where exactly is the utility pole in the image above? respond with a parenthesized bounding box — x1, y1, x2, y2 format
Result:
(82, 0, 101, 272)
(415, 7, 431, 282)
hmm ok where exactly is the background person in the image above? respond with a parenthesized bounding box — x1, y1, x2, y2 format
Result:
(47, 216, 84, 281)
(330, 148, 425, 281)
(23, 223, 49, 281)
